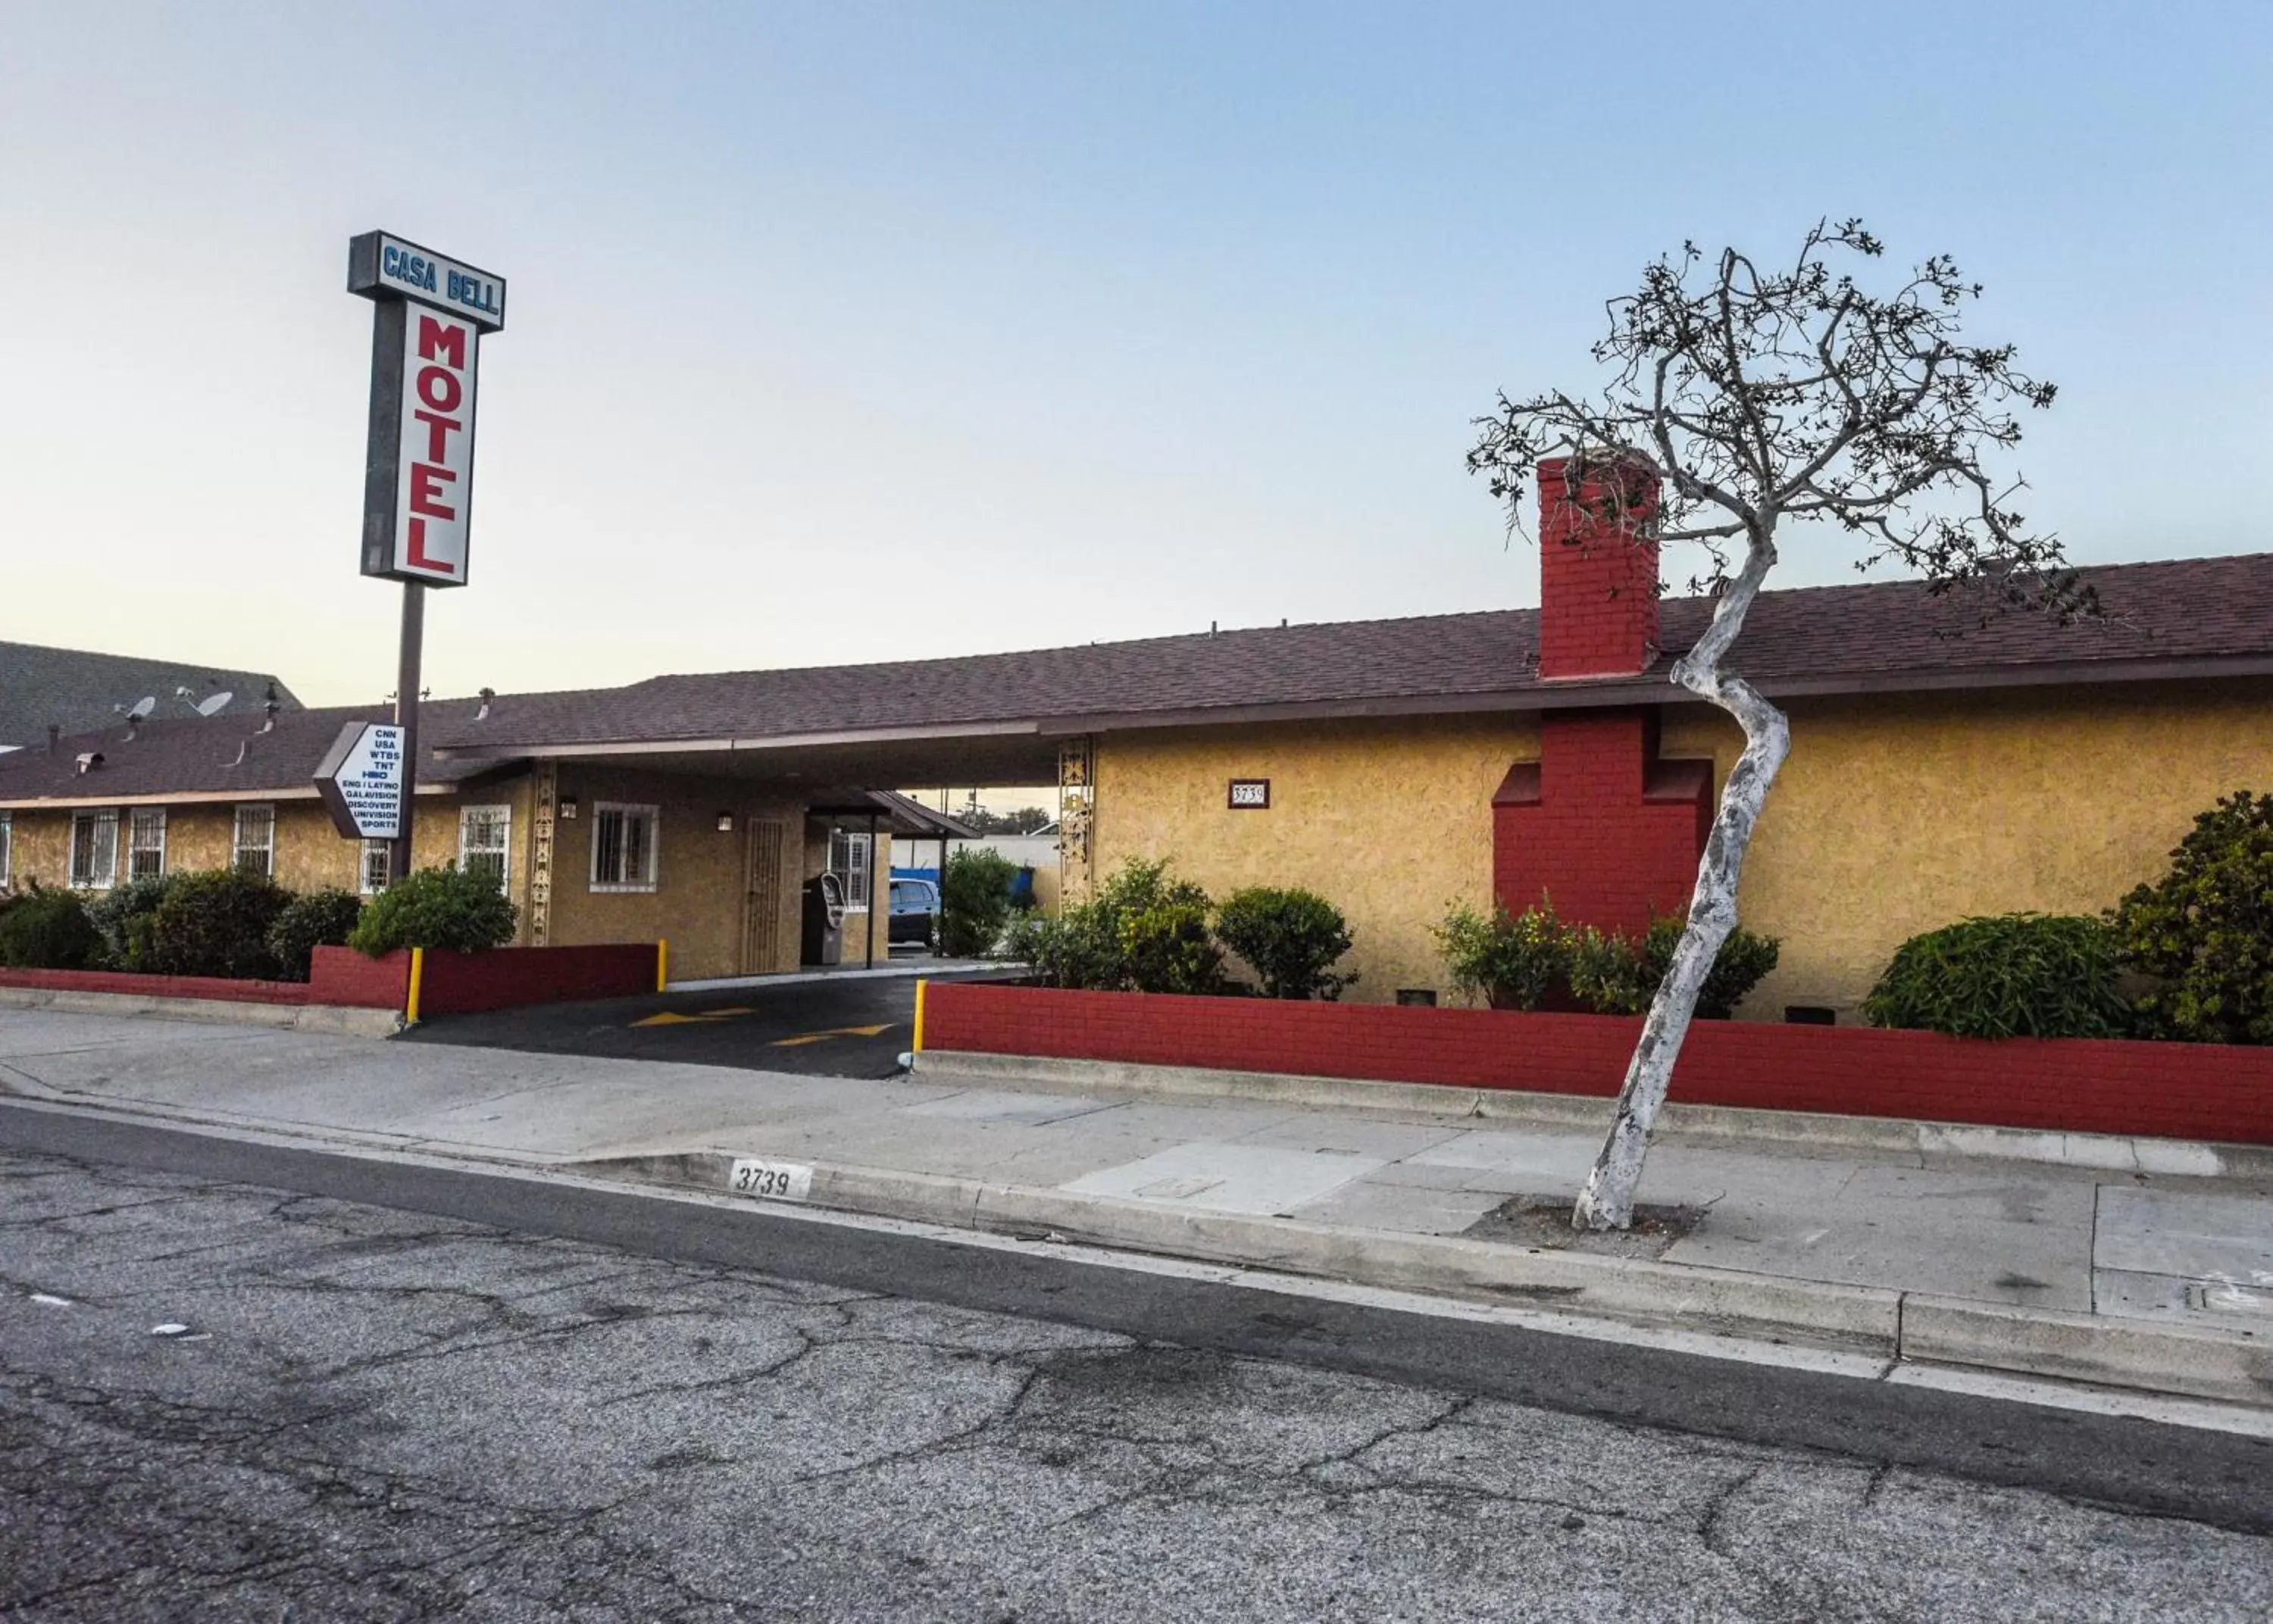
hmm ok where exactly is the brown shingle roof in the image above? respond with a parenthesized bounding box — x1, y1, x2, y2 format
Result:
(5, 551, 2266, 804)
(0, 701, 504, 806)
(444, 551, 2273, 750)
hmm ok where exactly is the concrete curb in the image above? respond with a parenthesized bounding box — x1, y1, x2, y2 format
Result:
(1902, 1295, 2273, 1405)
(0, 985, 400, 1038)
(910, 1050, 2273, 1181)
(577, 1145, 2273, 1407)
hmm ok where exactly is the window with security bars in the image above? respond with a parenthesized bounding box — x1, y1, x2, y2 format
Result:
(233, 804, 277, 879)
(590, 803, 658, 892)
(128, 807, 167, 881)
(829, 828, 873, 912)
(70, 809, 118, 890)
(458, 804, 511, 892)
(361, 840, 392, 896)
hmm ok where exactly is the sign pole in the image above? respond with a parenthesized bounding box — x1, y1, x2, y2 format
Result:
(341, 231, 505, 882)
(391, 581, 425, 882)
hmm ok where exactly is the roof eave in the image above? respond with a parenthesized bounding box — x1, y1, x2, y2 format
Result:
(427, 651, 2273, 759)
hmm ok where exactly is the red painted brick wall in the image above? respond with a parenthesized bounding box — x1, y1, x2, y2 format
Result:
(308, 947, 412, 1010)
(415, 944, 658, 1015)
(924, 981, 2273, 1146)
(1495, 710, 1710, 934)
(0, 967, 311, 1006)
(1537, 456, 1660, 679)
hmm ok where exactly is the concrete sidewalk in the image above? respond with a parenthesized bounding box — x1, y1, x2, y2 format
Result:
(6, 1006, 2273, 1404)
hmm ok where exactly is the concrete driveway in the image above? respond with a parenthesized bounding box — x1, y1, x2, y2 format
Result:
(396, 965, 1008, 1077)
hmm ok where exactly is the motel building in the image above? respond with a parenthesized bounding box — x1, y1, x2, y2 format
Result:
(5, 470, 2271, 1016)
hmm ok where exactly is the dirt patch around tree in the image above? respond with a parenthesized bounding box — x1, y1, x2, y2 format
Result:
(1460, 1194, 1707, 1260)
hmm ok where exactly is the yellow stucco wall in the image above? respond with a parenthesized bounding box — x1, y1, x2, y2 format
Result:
(543, 768, 811, 982)
(0, 792, 514, 899)
(1660, 679, 2273, 1018)
(1095, 715, 1540, 1002)
(1093, 679, 2273, 1016)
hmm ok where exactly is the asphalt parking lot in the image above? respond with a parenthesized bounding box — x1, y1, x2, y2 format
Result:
(394, 963, 1008, 1077)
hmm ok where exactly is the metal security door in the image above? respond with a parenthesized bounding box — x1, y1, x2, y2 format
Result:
(741, 818, 788, 975)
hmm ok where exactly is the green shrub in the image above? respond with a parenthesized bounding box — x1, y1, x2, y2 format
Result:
(267, 889, 365, 982)
(1215, 887, 1356, 1000)
(2110, 791, 2273, 1044)
(1564, 924, 1646, 1014)
(347, 864, 517, 957)
(1120, 900, 1225, 995)
(1566, 917, 1781, 1020)
(1003, 904, 1124, 990)
(143, 870, 290, 981)
(939, 848, 1020, 958)
(0, 884, 103, 970)
(1004, 857, 1221, 993)
(1434, 901, 1568, 1009)
(86, 875, 179, 971)
(1864, 913, 2130, 1039)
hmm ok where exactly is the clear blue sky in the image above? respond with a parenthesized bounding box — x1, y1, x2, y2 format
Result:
(3, 2, 2266, 707)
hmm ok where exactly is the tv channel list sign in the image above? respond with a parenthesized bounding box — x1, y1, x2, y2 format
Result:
(349, 232, 506, 587)
(314, 721, 407, 841)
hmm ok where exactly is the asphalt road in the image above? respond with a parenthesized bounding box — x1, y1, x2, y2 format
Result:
(396, 964, 1003, 1077)
(6, 1105, 2273, 1620)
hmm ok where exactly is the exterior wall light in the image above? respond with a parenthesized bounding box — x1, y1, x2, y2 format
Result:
(558, 797, 579, 820)
(716, 813, 735, 832)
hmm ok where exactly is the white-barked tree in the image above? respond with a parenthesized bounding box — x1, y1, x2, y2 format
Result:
(1468, 219, 2090, 1230)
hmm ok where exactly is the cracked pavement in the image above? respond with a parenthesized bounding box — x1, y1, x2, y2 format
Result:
(5, 1148, 2272, 1621)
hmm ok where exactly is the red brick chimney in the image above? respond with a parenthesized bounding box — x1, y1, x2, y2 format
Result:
(1537, 454, 1662, 679)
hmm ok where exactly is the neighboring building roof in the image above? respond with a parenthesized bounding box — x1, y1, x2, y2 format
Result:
(0, 701, 503, 807)
(441, 551, 2273, 753)
(803, 789, 980, 839)
(0, 639, 299, 752)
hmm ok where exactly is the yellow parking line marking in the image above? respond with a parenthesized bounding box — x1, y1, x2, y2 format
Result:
(769, 1023, 896, 1048)
(630, 1006, 755, 1028)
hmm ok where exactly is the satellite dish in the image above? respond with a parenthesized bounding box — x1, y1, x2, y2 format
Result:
(194, 690, 233, 717)
(128, 696, 155, 721)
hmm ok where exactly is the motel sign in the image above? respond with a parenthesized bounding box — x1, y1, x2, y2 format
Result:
(346, 232, 508, 585)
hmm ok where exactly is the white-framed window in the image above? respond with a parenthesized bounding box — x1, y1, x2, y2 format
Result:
(127, 807, 167, 881)
(589, 802, 659, 892)
(233, 804, 277, 879)
(70, 809, 119, 890)
(458, 804, 512, 892)
(829, 828, 873, 912)
(0, 811, 11, 887)
(361, 840, 392, 896)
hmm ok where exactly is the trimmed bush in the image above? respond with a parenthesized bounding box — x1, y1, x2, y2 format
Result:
(1215, 887, 1356, 1001)
(1003, 904, 1124, 991)
(267, 889, 365, 982)
(1434, 901, 1567, 1010)
(939, 848, 1020, 958)
(348, 864, 517, 957)
(0, 885, 103, 970)
(1566, 917, 1782, 1021)
(1864, 913, 2131, 1039)
(2111, 790, 2273, 1045)
(86, 874, 178, 971)
(1004, 857, 1223, 994)
(1120, 900, 1224, 995)
(143, 870, 290, 981)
